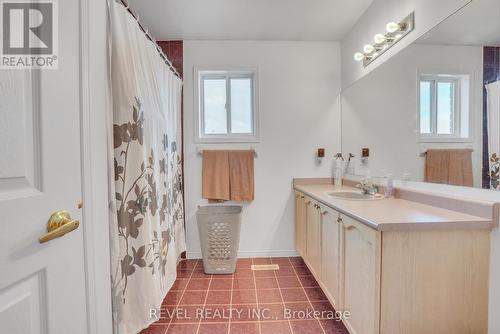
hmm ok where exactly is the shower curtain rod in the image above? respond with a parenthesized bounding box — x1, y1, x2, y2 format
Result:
(117, 0, 182, 79)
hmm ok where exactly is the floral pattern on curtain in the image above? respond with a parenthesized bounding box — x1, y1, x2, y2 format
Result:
(487, 81, 500, 190)
(108, 1, 186, 333)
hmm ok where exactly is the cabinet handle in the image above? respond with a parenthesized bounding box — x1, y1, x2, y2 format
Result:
(300, 195, 305, 199)
(306, 201, 311, 205)
(344, 224, 357, 230)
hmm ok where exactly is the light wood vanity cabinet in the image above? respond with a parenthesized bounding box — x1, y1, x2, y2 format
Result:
(320, 205, 342, 309)
(305, 196, 321, 277)
(379, 229, 489, 334)
(294, 191, 307, 257)
(341, 214, 381, 334)
(294, 190, 490, 334)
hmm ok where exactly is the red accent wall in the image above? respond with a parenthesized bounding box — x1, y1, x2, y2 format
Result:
(158, 40, 183, 79)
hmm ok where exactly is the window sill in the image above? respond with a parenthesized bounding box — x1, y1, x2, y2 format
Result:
(195, 136, 261, 144)
(417, 136, 474, 144)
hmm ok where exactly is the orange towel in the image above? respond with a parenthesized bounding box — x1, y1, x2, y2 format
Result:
(425, 149, 450, 184)
(202, 150, 255, 202)
(202, 150, 230, 201)
(424, 149, 473, 187)
(229, 150, 255, 202)
(448, 149, 473, 187)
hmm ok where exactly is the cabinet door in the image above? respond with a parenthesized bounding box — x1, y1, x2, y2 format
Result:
(294, 192, 307, 257)
(305, 199, 320, 277)
(320, 206, 341, 309)
(311, 204, 321, 278)
(342, 215, 381, 334)
(304, 197, 314, 264)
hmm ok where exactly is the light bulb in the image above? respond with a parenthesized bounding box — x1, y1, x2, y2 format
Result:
(353, 52, 364, 62)
(373, 33, 386, 44)
(363, 44, 375, 54)
(386, 22, 400, 33)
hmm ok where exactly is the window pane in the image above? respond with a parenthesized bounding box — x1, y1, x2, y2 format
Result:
(230, 78, 253, 134)
(203, 79, 227, 135)
(437, 81, 454, 135)
(420, 81, 432, 134)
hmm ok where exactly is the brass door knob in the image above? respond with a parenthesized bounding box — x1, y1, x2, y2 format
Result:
(39, 210, 80, 243)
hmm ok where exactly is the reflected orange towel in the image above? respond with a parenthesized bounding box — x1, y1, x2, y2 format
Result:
(424, 149, 473, 187)
(202, 150, 230, 201)
(229, 150, 254, 202)
(448, 149, 473, 187)
(424, 150, 450, 184)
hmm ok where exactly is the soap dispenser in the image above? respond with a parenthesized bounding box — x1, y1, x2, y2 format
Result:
(334, 153, 344, 187)
(384, 173, 394, 198)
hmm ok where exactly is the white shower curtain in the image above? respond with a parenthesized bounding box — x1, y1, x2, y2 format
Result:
(486, 80, 500, 190)
(108, 1, 186, 333)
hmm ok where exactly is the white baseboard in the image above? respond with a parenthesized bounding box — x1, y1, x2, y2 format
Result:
(186, 249, 299, 259)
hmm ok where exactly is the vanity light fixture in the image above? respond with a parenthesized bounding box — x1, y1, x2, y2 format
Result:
(386, 21, 401, 33)
(373, 33, 387, 44)
(353, 52, 365, 62)
(363, 44, 375, 53)
(353, 12, 414, 67)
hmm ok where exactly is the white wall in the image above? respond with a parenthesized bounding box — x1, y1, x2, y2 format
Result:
(342, 44, 483, 186)
(341, 0, 471, 89)
(183, 41, 341, 258)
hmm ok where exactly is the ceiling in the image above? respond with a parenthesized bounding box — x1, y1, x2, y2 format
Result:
(417, 0, 500, 46)
(129, 0, 374, 41)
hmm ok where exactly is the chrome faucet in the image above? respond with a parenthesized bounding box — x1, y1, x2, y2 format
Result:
(356, 178, 379, 196)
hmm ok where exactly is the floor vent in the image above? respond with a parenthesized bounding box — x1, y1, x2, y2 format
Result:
(251, 264, 280, 271)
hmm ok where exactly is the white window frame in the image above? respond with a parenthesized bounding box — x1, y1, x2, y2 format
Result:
(417, 73, 472, 143)
(195, 68, 260, 143)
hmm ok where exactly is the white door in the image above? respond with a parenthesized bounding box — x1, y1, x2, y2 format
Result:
(0, 0, 88, 332)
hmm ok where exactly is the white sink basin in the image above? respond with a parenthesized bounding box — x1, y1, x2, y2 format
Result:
(325, 190, 384, 201)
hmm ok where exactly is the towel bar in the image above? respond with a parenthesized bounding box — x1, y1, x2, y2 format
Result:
(196, 146, 258, 157)
(419, 147, 474, 157)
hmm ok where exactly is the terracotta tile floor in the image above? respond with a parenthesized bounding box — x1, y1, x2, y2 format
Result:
(140, 257, 348, 334)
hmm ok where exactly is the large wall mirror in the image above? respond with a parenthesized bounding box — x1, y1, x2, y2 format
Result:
(341, 0, 500, 190)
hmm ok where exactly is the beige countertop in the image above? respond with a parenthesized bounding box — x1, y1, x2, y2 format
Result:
(294, 184, 494, 231)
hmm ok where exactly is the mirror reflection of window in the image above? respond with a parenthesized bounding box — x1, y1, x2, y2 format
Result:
(418, 74, 469, 141)
(420, 80, 432, 134)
